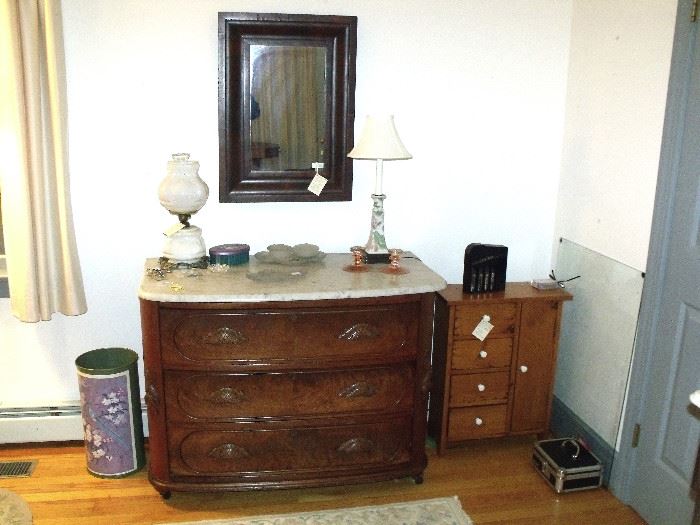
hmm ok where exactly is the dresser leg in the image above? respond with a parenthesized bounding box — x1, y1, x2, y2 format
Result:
(160, 490, 172, 500)
(413, 473, 424, 484)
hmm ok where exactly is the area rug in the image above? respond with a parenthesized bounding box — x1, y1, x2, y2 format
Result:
(161, 496, 472, 525)
(0, 489, 33, 525)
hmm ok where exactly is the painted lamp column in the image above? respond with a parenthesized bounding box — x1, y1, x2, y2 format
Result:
(367, 193, 387, 254)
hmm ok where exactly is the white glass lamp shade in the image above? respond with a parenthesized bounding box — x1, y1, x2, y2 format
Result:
(348, 115, 412, 160)
(158, 153, 209, 215)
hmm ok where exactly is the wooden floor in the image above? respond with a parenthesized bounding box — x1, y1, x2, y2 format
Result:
(0, 436, 644, 525)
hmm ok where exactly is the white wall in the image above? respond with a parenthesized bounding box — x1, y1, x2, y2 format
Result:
(554, 0, 676, 273)
(0, 0, 572, 412)
(552, 0, 677, 447)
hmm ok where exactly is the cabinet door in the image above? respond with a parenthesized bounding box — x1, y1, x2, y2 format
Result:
(510, 300, 561, 433)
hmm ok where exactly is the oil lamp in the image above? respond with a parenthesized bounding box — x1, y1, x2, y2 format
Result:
(158, 153, 209, 266)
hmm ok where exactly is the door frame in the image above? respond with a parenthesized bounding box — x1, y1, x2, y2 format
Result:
(609, 0, 695, 501)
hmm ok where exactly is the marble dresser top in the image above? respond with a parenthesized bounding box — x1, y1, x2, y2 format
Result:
(138, 253, 447, 303)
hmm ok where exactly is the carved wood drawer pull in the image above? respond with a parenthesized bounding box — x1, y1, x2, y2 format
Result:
(337, 437, 375, 454)
(205, 387, 247, 404)
(208, 443, 250, 459)
(338, 381, 377, 398)
(337, 323, 380, 341)
(203, 327, 248, 345)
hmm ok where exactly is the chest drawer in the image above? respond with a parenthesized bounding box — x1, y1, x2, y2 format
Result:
(451, 338, 513, 371)
(164, 366, 414, 422)
(447, 405, 508, 440)
(168, 418, 413, 477)
(159, 303, 418, 368)
(453, 303, 516, 339)
(449, 371, 510, 406)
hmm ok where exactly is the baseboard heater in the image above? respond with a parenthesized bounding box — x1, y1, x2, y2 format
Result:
(0, 402, 148, 444)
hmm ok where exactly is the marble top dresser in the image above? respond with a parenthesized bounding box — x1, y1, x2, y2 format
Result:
(138, 253, 446, 497)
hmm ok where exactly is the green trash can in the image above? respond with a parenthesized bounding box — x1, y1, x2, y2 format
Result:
(75, 348, 145, 477)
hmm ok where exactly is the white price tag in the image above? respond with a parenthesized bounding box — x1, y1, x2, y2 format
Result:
(307, 174, 328, 196)
(472, 315, 494, 341)
(164, 223, 185, 237)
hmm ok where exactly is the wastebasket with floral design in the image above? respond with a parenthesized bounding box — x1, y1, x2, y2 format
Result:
(75, 348, 145, 477)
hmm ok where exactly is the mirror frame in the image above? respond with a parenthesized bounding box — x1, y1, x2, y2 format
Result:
(218, 13, 357, 203)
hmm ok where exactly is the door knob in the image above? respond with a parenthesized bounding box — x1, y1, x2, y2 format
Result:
(520, 365, 528, 373)
(479, 350, 488, 359)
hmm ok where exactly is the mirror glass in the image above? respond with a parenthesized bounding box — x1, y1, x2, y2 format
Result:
(218, 13, 357, 203)
(249, 44, 327, 172)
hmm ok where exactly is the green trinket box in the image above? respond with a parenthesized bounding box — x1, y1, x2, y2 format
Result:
(209, 243, 250, 266)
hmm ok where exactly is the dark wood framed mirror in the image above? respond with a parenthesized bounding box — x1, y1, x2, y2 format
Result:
(218, 13, 357, 203)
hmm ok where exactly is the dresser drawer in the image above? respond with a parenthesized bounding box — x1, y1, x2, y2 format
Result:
(168, 418, 413, 477)
(453, 303, 516, 339)
(159, 303, 418, 368)
(449, 371, 510, 406)
(447, 405, 508, 440)
(451, 338, 513, 371)
(164, 366, 414, 422)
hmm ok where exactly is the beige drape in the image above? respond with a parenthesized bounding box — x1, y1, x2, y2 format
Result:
(0, 0, 87, 322)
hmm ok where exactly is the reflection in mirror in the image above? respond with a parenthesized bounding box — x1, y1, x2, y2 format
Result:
(249, 45, 327, 172)
(218, 13, 356, 203)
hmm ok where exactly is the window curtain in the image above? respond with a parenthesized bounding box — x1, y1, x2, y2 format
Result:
(0, 0, 87, 322)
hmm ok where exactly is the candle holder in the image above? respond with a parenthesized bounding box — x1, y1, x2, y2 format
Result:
(343, 246, 370, 272)
(381, 248, 409, 275)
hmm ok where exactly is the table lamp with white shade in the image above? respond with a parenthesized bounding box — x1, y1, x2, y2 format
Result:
(348, 115, 412, 263)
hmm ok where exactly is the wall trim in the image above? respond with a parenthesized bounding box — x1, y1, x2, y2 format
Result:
(0, 403, 148, 444)
(550, 395, 615, 486)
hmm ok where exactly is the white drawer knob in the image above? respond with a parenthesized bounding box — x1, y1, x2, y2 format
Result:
(520, 365, 528, 373)
(474, 417, 483, 426)
(477, 383, 486, 392)
(479, 350, 488, 359)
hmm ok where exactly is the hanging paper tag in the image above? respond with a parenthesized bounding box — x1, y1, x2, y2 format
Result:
(308, 162, 327, 195)
(164, 223, 185, 237)
(308, 174, 328, 195)
(472, 315, 494, 341)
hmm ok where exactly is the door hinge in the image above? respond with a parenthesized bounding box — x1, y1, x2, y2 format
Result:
(693, 0, 698, 22)
(631, 423, 641, 448)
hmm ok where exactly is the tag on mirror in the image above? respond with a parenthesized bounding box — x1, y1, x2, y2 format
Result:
(308, 174, 328, 196)
(164, 223, 186, 237)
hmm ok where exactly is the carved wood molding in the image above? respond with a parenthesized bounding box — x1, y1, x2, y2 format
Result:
(145, 381, 160, 415)
(203, 386, 247, 405)
(337, 381, 377, 399)
(208, 443, 250, 459)
(337, 323, 380, 341)
(337, 437, 375, 454)
(203, 327, 248, 345)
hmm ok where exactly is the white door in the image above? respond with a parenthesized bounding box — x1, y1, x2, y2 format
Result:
(612, 2, 700, 523)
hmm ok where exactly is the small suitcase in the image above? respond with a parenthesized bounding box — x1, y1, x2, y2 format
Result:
(532, 438, 603, 493)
